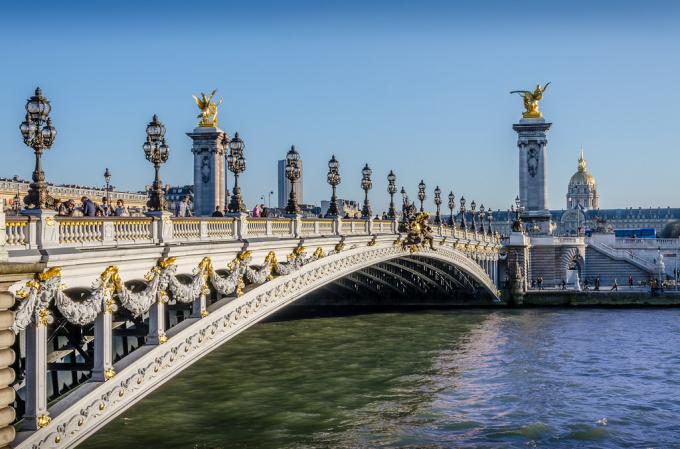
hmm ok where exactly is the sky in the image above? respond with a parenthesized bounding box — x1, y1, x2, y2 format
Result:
(1, 0, 679, 213)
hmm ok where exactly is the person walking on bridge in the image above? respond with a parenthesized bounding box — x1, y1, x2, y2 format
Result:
(611, 278, 619, 291)
(628, 274, 634, 289)
(175, 196, 192, 217)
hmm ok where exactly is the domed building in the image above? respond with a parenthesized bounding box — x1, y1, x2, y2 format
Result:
(566, 148, 599, 210)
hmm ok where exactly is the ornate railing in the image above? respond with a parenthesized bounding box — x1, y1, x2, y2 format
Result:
(5, 217, 30, 248)
(3, 215, 500, 253)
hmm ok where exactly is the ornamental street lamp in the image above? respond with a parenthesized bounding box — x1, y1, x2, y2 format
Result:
(459, 196, 467, 229)
(285, 145, 302, 215)
(470, 200, 477, 231)
(227, 132, 246, 213)
(20, 87, 57, 209)
(448, 191, 455, 226)
(479, 204, 486, 234)
(325, 155, 341, 218)
(434, 186, 442, 225)
(360, 163, 372, 219)
(401, 186, 408, 208)
(104, 168, 112, 204)
(487, 209, 494, 235)
(143, 114, 170, 211)
(387, 170, 397, 219)
(417, 180, 426, 212)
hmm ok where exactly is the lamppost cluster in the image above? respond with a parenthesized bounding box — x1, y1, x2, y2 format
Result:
(19, 87, 57, 210)
(285, 145, 302, 215)
(226, 133, 247, 213)
(360, 164, 373, 219)
(325, 155, 340, 218)
(14, 88, 497, 234)
(143, 114, 170, 211)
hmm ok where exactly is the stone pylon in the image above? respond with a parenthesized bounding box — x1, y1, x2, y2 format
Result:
(187, 127, 227, 216)
(513, 117, 552, 235)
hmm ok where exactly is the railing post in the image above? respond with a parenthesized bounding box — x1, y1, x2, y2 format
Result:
(350, 220, 356, 234)
(23, 322, 48, 430)
(392, 218, 399, 234)
(102, 220, 115, 246)
(147, 292, 166, 345)
(291, 215, 302, 238)
(21, 210, 59, 249)
(266, 219, 273, 237)
(0, 209, 6, 263)
(92, 306, 114, 382)
(146, 211, 174, 244)
(335, 217, 343, 236)
(192, 292, 207, 318)
(314, 220, 320, 235)
(366, 218, 372, 235)
(199, 219, 209, 240)
(231, 213, 248, 240)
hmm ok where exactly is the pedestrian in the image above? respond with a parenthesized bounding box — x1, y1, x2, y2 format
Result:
(175, 196, 192, 217)
(561, 279, 566, 290)
(595, 276, 601, 291)
(81, 196, 97, 217)
(114, 200, 128, 217)
(212, 205, 224, 217)
(611, 278, 619, 291)
(54, 199, 67, 216)
(251, 204, 261, 218)
(99, 197, 111, 217)
(261, 206, 269, 218)
(531, 279, 536, 289)
(584, 278, 590, 290)
(628, 274, 634, 289)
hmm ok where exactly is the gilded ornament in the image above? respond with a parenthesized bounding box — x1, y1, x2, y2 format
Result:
(313, 247, 325, 258)
(104, 368, 116, 380)
(37, 266, 62, 282)
(37, 414, 51, 428)
(38, 307, 50, 326)
(157, 257, 176, 270)
(510, 82, 550, 119)
(236, 276, 245, 297)
(45, 216, 56, 227)
(192, 89, 222, 128)
(201, 310, 209, 318)
(158, 333, 168, 344)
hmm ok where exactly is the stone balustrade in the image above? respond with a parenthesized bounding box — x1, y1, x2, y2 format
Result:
(4, 215, 501, 254)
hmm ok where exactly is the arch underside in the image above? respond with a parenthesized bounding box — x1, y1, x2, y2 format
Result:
(16, 243, 499, 449)
(300, 255, 496, 306)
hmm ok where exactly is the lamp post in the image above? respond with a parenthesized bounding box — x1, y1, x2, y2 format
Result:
(387, 170, 397, 219)
(227, 132, 246, 213)
(143, 115, 170, 211)
(20, 87, 57, 210)
(448, 191, 455, 226)
(470, 200, 477, 231)
(487, 209, 494, 235)
(285, 145, 301, 215)
(401, 186, 408, 208)
(326, 155, 341, 218)
(479, 204, 486, 234)
(512, 195, 524, 232)
(434, 186, 442, 224)
(104, 167, 112, 204)
(417, 180, 426, 212)
(360, 163, 372, 219)
(459, 196, 467, 229)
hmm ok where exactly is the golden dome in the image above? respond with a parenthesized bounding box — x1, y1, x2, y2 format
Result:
(569, 148, 596, 186)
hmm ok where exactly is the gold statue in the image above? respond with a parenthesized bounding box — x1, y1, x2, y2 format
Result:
(192, 89, 222, 128)
(510, 82, 550, 119)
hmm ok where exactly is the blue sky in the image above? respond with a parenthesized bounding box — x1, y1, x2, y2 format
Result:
(1, 0, 679, 212)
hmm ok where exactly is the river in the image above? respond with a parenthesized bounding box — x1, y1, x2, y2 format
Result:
(79, 309, 680, 449)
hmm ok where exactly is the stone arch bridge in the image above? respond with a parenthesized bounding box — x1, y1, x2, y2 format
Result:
(3, 215, 501, 448)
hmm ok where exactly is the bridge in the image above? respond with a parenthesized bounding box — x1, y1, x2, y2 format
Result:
(2, 214, 501, 449)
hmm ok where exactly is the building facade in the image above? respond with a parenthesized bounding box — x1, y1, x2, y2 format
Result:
(566, 149, 599, 210)
(0, 177, 147, 214)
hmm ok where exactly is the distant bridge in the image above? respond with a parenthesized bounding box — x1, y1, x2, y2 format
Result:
(3, 215, 500, 448)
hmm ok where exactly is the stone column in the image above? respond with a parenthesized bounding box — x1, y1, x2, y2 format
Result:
(20, 209, 59, 249)
(92, 308, 114, 382)
(187, 128, 226, 217)
(147, 291, 166, 345)
(0, 263, 45, 439)
(513, 118, 552, 235)
(191, 292, 208, 319)
(0, 208, 6, 263)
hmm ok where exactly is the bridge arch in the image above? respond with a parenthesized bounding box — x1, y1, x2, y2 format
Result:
(15, 241, 498, 449)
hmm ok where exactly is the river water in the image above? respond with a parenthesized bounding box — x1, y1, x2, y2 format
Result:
(80, 309, 680, 449)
